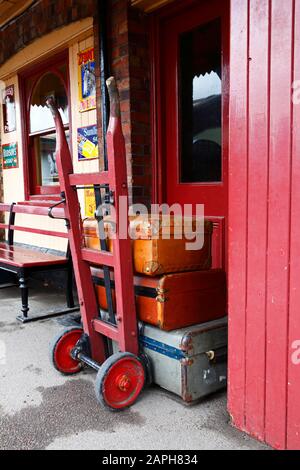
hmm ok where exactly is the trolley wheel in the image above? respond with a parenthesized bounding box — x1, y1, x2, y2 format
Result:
(95, 352, 145, 411)
(139, 352, 153, 387)
(50, 326, 83, 375)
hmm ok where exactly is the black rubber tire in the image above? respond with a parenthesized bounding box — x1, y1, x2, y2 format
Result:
(139, 352, 153, 387)
(49, 326, 83, 376)
(95, 352, 145, 411)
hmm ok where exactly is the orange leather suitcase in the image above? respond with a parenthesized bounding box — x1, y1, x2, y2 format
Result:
(92, 267, 227, 331)
(84, 216, 213, 276)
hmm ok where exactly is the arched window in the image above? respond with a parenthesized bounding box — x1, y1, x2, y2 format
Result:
(21, 54, 70, 197)
(30, 73, 69, 134)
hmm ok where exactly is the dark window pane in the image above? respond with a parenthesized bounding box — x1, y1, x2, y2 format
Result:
(180, 19, 222, 183)
(33, 131, 69, 187)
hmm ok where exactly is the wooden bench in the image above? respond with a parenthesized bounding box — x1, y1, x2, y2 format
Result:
(0, 202, 78, 323)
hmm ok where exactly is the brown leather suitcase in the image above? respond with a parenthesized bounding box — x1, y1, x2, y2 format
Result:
(92, 267, 227, 331)
(84, 216, 213, 276)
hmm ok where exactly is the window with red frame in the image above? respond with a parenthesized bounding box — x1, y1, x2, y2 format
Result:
(20, 54, 70, 198)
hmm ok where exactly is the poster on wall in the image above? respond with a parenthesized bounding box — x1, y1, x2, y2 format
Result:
(78, 47, 96, 113)
(78, 125, 98, 161)
(2, 143, 18, 169)
(2, 85, 16, 133)
(84, 187, 96, 218)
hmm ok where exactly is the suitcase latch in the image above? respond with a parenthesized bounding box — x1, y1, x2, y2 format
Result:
(206, 348, 228, 364)
(156, 287, 169, 303)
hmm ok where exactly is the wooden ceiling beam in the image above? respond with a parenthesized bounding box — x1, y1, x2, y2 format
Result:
(131, 0, 175, 13)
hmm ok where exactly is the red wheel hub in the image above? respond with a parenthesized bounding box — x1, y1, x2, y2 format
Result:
(54, 329, 82, 374)
(117, 374, 131, 392)
(103, 357, 145, 409)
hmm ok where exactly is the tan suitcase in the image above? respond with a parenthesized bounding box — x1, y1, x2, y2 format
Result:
(84, 216, 213, 276)
(92, 267, 227, 331)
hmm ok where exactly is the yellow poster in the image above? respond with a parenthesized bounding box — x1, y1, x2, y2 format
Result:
(84, 187, 96, 218)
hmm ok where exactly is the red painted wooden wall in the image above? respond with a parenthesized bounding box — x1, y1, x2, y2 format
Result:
(228, 0, 300, 450)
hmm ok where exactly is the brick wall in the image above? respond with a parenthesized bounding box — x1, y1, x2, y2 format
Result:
(127, 5, 152, 208)
(0, 0, 96, 66)
(94, 0, 152, 208)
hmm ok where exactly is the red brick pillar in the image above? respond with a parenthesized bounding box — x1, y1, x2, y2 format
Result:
(127, 5, 151, 208)
(94, 0, 152, 208)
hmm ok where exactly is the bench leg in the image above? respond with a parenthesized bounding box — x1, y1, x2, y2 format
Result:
(66, 266, 75, 309)
(18, 274, 29, 320)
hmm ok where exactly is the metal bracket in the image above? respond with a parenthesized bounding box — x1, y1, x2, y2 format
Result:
(71, 333, 91, 359)
(104, 189, 115, 206)
(71, 333, 102, 372)
(48, 193, 70, 228)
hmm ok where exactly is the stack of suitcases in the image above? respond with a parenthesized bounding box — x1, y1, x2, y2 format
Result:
(83, 216, 228, 404)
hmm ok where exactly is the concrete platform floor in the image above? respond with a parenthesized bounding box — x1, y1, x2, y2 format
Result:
(0, 283, 269, 450)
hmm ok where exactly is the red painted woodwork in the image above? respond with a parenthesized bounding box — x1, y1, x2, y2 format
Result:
(0, 225, 68, 239)
(0, 202, 67, 240)
(161, 0, 229, 214)
(245, 0, 270, 442)
(47, 97, 107, 364)
(287, 0, 300, 451)
(209, 217, 225, 270)
(0, 243, 67, 268)
(105, 78, 140, 354)
(47, 76, 139, 363)
(68, 172, 110, 186)
(92, 319, 119, 343)
(19, 51, 71, 199)
(81, 248, 115, 268)
(265, 0, 293, 449)
(0, 202, 68, 267)
(228, 0, 300, 450)
(151, 0, 229, 270)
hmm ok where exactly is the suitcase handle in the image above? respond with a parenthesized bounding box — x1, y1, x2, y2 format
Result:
(206, 347, 227, 364)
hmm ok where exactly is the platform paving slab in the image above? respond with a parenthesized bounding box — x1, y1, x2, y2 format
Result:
(0, 285, 269, 450)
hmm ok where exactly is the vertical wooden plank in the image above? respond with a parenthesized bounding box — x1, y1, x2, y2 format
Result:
(245, 0, 269, 441)
(265, 0, 293, 450)
(287, 0, 300, 451)
(228, 0, 249, 430)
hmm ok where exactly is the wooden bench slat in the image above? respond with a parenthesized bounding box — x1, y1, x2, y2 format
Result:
(0, 224, 68, 239)
(0, 203, 65, 218)
(0, 202, 76, 322)
(0, 243, 68, 268)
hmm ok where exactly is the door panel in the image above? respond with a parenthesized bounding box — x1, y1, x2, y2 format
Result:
(159, 0, 229, 268)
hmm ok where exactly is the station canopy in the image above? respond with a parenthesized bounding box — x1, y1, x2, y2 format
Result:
(0, 0, 34, 28)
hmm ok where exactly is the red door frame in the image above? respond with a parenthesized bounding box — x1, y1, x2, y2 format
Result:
(19, 50, 71, 201)
(149, 0, 229, 269)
